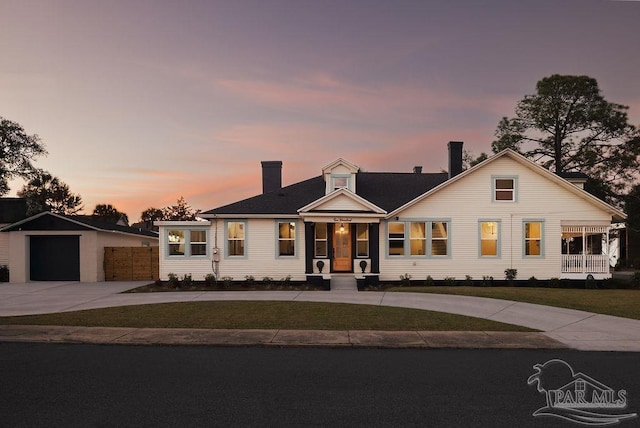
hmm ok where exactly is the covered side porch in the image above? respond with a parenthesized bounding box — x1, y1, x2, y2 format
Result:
(561, 225, 611, 279)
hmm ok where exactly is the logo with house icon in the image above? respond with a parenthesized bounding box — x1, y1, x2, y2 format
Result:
(528, 359, 637, 425)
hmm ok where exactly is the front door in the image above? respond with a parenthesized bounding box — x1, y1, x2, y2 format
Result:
(333, 224, 351, 272)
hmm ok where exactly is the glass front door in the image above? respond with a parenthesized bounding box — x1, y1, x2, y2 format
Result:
(333, 224, 351, 272)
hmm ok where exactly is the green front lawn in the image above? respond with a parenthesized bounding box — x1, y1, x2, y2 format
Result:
(387, 287, 640, 320)
(0, 301, 534, 331)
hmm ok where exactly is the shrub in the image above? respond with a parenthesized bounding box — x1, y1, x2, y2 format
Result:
(262, 277, 274, 287)
(585, 275, 597, 289)
(481, 276, 493, 287)
(167, 272, 180, 288)
(464, 275, 473, 286)
(549, 277, 561, 288)
(204, 273, 217, 286)
(424, 275, 434, 286)
(0, 265, 9, 282)
(444, 276, 456, 286)
(181, 273, 193, 288)
(221, 276, 234, 288)
(527, 276, 538, 287)
(504, 268, 517, 282)
(280, 275, 292, 286)
(399, 273, 412, 286)
(244, 275, 255, 287)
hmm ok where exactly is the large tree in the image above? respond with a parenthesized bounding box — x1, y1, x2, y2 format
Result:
(92, 204, 129, 226)
(492, 74, 640, 204)
(0, 116, 47, 195)
(17, 169, 83, 215)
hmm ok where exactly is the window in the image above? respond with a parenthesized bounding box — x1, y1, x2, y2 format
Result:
(278, 221, 296, 256)
(168, 230, 185, 256)
(480, 221, 499, 257)
(388, 220, 450, 257)
(315, 223, 327, 257)
(524, 221, 543, 256)
(227, 221, 245, 257)
(431, 222, 448, 256)
(167, 229, 208, 257)
(190, 230, 207, 256)
(494, 177, 516, 202)
(388, 222, 405, 256)
(331, 175, 349, 191)
(410, 222, 426, 255)
(356, 224, 369, 257)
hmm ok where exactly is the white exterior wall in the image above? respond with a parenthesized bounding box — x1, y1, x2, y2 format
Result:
(0, 225, 9, 266)
(159, 219, 306, 282)
(7, 230, 158, 283)
(378, 156, 612, 281)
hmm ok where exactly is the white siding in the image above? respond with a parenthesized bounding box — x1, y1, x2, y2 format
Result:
(321, 194, 368, 211)
(159, 219, 306, 282)
(379, 156, 612, 281)
(0, 225, 9, 266)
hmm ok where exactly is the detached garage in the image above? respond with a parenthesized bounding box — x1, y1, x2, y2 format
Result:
(1, 212, 158, 283)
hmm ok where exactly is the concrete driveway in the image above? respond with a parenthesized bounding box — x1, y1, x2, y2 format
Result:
(1, 281, 640, 351)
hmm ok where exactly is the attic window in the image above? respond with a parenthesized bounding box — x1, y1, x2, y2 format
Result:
(493, 177, 517, 202)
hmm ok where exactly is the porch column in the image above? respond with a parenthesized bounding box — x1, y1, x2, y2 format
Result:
(304, 222, 314, 274)
(582, 228, 586, 274)
(370, 223, 380, 273)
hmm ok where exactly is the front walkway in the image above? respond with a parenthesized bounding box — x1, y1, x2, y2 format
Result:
(1, 281, 640, 351)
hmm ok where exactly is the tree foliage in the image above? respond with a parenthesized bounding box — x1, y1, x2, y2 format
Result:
(492, 74, 640, 204)
(135, 197, 199, 230)
(162, 196, 199, 221)
(17, 169, 83, 215)
(92, 204, 129, 226)
(0, 116, 47, 195)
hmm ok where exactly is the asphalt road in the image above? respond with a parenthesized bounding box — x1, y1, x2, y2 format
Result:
(1, 344, 638, 427)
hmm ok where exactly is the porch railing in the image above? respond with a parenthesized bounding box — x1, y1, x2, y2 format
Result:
(561, 255, 609, 274)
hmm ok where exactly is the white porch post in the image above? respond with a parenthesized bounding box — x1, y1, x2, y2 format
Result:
(582, 227, 586, 274)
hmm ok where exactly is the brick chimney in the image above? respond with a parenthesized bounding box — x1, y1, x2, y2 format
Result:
(413, 166, 423, 174)
(261, 161, 282, 194)
(448, 141, 463, 179)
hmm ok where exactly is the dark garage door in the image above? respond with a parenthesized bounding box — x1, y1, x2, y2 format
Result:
(30, 236, 80, 281)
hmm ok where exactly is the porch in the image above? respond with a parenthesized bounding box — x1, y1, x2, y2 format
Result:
(561, 225, 611, 279)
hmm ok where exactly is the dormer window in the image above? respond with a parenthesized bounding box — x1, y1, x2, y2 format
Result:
(332, 175, 350, 191)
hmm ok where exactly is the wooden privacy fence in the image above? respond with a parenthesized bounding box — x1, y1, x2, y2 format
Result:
(104, 247, 159, 281)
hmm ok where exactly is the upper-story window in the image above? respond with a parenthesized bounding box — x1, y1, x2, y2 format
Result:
(332, 175, 350, 191)
(493, 176, 517, 202)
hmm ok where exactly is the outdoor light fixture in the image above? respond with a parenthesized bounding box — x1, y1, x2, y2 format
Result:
(339, 223, 345, 233)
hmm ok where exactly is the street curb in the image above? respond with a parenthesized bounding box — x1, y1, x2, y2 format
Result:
(0, 325, 569, 349)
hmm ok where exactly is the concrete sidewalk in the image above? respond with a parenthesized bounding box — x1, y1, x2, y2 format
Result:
(1, 281, 640, 351)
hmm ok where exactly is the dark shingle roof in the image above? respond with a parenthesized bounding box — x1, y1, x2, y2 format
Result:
(203, 172, 449, 215)
(2, 212, 158, 238)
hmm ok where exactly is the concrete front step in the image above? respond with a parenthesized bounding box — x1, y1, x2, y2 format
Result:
(331, 275, 358, 291)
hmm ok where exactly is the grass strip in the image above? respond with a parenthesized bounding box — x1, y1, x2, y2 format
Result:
(0, 301, 534, 331)
(387, 287, 640, 320)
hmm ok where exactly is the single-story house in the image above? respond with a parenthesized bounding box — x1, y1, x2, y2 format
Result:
(1, 212, 159, 282)
(156, 142, 625, 285)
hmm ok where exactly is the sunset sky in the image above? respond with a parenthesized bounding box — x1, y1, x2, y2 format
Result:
(2, 0, 639, 222)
